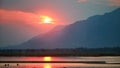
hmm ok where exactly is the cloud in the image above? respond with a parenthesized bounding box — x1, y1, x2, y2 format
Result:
(0, 9, 57, 34)
(77, 0, 120, 6)
(109, 0, 120, 6)
(0, 9, 40, 24)
(78, 0, 88, 3)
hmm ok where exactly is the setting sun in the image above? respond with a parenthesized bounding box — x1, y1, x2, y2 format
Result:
(40, 16, 54, 24)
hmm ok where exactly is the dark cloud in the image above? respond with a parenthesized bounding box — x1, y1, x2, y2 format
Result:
(0, 0, 41, 12)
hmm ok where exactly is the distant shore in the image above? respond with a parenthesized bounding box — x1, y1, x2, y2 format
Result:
(0, 61, 107, 64)
(0, 47, 120, 57)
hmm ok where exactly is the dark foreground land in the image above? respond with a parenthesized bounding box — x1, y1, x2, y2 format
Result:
(0, 47, 120, 56)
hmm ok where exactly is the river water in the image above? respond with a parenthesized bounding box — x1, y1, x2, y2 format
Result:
(0, 56, 120, 68)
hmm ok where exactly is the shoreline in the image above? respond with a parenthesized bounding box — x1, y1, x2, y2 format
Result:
(0, 61, 108, 64)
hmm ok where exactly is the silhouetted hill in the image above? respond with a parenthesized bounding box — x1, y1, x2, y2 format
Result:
(59, 8, 120, 48)
(4, 8, 120, 49)
(2, 25, 65, 49)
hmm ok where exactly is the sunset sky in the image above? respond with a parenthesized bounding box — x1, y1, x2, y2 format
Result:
(0, 0, 119, 24)
(0, 0, 120, 47)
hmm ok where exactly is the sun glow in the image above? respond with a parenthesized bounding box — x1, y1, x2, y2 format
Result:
(43, 57, 52, 68)
(40, 16, 54, 24)
(44, 64, 52, 68)
(44, 56, 52, 61)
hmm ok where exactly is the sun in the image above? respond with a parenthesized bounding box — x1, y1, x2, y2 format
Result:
(40, 16, 54, 24)
(44, 17, 52, 24)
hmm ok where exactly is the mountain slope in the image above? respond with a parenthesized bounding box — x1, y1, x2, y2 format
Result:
(60, 8, 120, 48)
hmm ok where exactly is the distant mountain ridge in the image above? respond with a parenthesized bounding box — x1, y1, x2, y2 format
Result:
(3, 8, 120, 49)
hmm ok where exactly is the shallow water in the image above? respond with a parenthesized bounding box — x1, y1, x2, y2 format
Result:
(0, 56, 120, 68)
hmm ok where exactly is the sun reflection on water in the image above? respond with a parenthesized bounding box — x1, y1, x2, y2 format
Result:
(43, 56, 52, 68)
(44, 64, 52, 68)
(44, 56, 51, 61)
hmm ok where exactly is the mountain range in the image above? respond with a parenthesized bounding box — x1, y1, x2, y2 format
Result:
(3, 8, 120, 49)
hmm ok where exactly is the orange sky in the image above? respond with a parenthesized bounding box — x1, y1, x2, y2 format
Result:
(0, 9, 59, 33)
(0, 9, 67, 26)
(0, 9, 45, 24)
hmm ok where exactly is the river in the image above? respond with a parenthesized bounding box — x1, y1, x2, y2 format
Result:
(0, 56, 120, 68)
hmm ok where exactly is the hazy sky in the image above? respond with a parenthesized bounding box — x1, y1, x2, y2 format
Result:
(0, 0, 120, 47)
(0, 0, 119, 24)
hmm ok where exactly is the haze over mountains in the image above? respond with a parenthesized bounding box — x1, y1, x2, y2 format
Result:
(3, 8, 120, 49)
(0, 22, 56, 47)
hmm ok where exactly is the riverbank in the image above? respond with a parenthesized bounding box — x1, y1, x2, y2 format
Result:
(0, 47, 120, 57)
